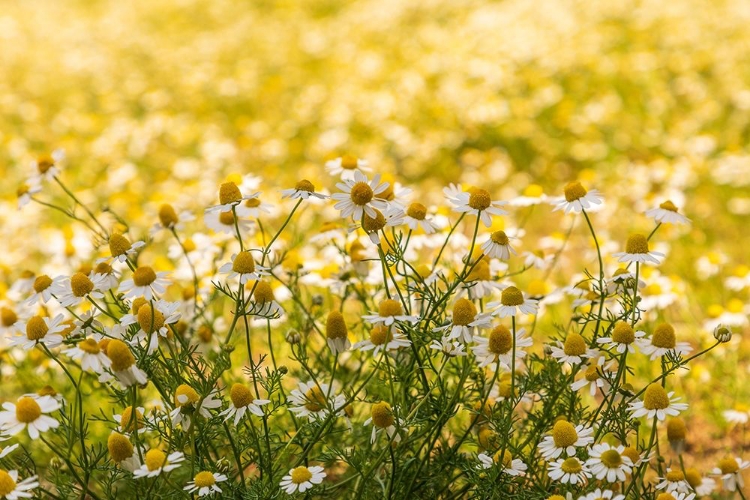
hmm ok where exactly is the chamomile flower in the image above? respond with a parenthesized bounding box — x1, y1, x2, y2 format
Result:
(9, 314, 66, 350)
(460, 258, 506, 300)
(218, 251, 269, 284)
(596, 322, 646, 354)
(402, 203, 438, 234)
(0, 396, 60, 439)
(151, 204, 194, 234)
(119, 266, 170, 300)
(281, 179, 327, 200)
(249, 281, 284, 317)
(489, 286, 539, 318)
(429, 337, 468, 357)
(0, 469, 39, 499)
(637, 323, 692, 360)
(685, 468, 716, 496)
(628, 383, 688, 421)
(477, 450, 528, 476)
(538, 420, 595, 459)
(586, 443, 634, 482)
(204, 209, 253, 235)
(353, 325, 411, 357)
(433, 298, 492, 343)
(132, 301, 181, 354)
(235, 193, 273, 218)
(279, 465, 326, 494)
(133, 449, 185, 478)
(326, 154, 370, 179)
(656, 468, 690, 493)
(205, 181, 258, 213)
(107, 233, 145, 263)
(471, 325, 531, 371)
(578, 489, 624, 500)
(30, 149, 65, 182)
(723, 407, 750, 425)
(57, 272, 108, 307)
(571, 363, 612, 397)
(552, 181, 603, 214)
(332, 171, 389, 220)
(711, 456, 750, 492)
(0, 444, 19, 460)
(219, 383, 270, 426)
(324, 310, 351, 354)
(184, 471, 228, 497)
(103, 339, 148, 387)
(443, 184, 508, 227)
(359, 208, 403, 244)
(645, 200, 691, 225)
(548, 457, 591, 485)
(114, 406, 148, 434)
(364, 401, 401, 443)
(288, 381, 341, 421)
(481, 231, 517, 260)
(509, 184, 548, 207)
(549, 333, 599, 366)
(612, 234, 665, 265)
(363, 299, 419, 326)
(63, 337, 111, 373)
(16, 180, 42, 210)
(170, 385, 221, 430)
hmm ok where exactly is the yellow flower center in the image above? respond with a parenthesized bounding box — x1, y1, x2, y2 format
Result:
(78, 338, 101, 354)
(666, 470, 685, 482)
(70, 272, 94, 297)
(232, 251, 256, 274)
(159, 204, 179, 227)
(362, 210, 386, 233)
(685, 468, 702, 488)
(350, 182, 374, 206)
(245, 198, 261, 208)
(600, 449, 623, 468)
(108, 432, 134, 462)
(120, 406, 145, 432)
(563, 181, 588, 202)
(0, 308, 17, 327)
(622, 446, 640, 465)
(175, 384, 199, 407)
(26, 316, 48, 340)
(666, 418, 687, 441)
(145, 449, 167, 471)
(719, 457, 739, 474)
(36, 154, 55, 173)
(95, 262, 113, 275)
(15, 397, 42, 423)
(478, 427, 496, 449)
(340, 154, 358, 170)
(295, 179, 315, 192)
(488, 325, 512, 355)
(371, 401, 394, 428)
(560, 457, 583, 474)
(501, 286, 524, 306)
(625, 234, 649, 254)
(194, 471, 216, 487)
(563, 333, 587, 356)
(466, 259, 491, 282)
(33, 275, 53, 294)
(219, 182, 242, 205)
(406, 203, 427, 220)
(452, 298, 477, 326)
(0, 470, 17, 496)
(490, 231, 509, 245)
(496, 380, 513, 399)
(656, 494, 676, 500)
(584, 365, 600, 381)
(107, 339, 136, 371)
(253, 281, 275, 303)
(652, 323, 676, 349)
(612, 322, 635, 344)
(197, 325, 213, 343)
(659, 200, 678, 212)
(37, 385, 57, 397)
(325, 311, 348, 340)
(131, 297, 148, 314)
(523, 184, 544, 197)
(290, 466, 313, 484)
(378, 299, 403, 318)
(552, 420, 578, 448)
(493, 449, 513, 468)
(548, 496, 567, 500)
(304, 386, 327, 412)
(219, 210, 236, 226)
(468, 188, 492, 210)
(643, 383, 670, 410)
(137, 304, 165, 334)
(230, 383, 253, 408)
(370, 325, 392, 346)
(109, 233, 132, 257)
(132, 266, 157, 287)
(16, 184, 30, 197)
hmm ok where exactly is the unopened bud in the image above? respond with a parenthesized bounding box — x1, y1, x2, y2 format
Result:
(713, 324, 733, 343)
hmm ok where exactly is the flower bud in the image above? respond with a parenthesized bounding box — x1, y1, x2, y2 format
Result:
(713, 324, 733, 343)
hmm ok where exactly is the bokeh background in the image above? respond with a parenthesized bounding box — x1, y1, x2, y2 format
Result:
(2, 0, 750, 476)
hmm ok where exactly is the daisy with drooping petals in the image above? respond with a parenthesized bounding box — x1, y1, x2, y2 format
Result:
(63, 338, 111, 373)
(205, 181, 258, 214)
(645, 200, 691, 225)
(586, 443, 634, 482)
(281, 179, 328, 200)
(637, 323, 692, 360)
(0, 395, 60, 439)
(549, 333, 600, 366)
(30, 149, 65, 182)
(578, 489, 624, 500)
(9, 314, 67, 350)
(433, 298, 492, 343)
(23, 275, 64, 307)
(218, 251, 269, 284)
(324, 310, 351, 355)
(114, 406, 148, 434)
(628, 383, 687, 421)
(133, 449, 185, 478)
(360, 208, 404, 245)
(489, 286, 539, 318)
(107, 233, 145, 263)
(471, 325, 531, 371)
(711, 456, 750, 492)
(280, 465, 326, 494)
(102, 339, 148, 387)
(612, 234, 665, 265)
(204, 209, 253, 235)
(552, 181, 603, 214)
(132, 301, 181, 354)
(364, 401, 402, 443)
(656, 468, 690, 493)
(596, 322, 646, 354)
(170, 385, 221, 431)
(0, 469, 39, 499)
(547, 457, 591, 485)
(16, 180, 42, 210)
(288, 381, 341, 421)
(571, 363, 613, 397)
(235, 193, 274, 218)
(362, 299, 419, 326)
(220, 383, 270, 426)
(326, 154, 370, 179)
(429, 337, 468, 357)
(0, 443, 19, 459)
(477, 450, 527, 476)
(184, 471, 228, 497)
(353, 325, 411, 357)
(118, 266, 170, 300)
(538, 420, 595, 460)
(443, 184, 508, 227)
(151, 203, 194, 234)
(332, 171, 389, 220)
(57, 272, 109, 307)
(402, 202, 438, 234)
(481, 231, 517, 260)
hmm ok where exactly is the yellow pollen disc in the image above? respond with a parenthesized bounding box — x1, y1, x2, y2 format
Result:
(325, 311, 348, 340)
(232, 251, 256, 274)
(230, 383, 253, 408)
(1, 308, 17, 327)
(131, 297, 148, 314)
(362, 210, 386, 233)
(552, 420, 578, 448)
(219, 210, 236, 226)
(719, 457, 739, 474)
(466, 259, 491, 282)
(295, 179, 315, 192)
(78, 338, 101, 354)
(245, 197, 261, 208)
(378, 299, 403, 318)
(26, 316, 48, 341)
(523, 184, 544, 197)
(560, 457, 583, 474)
(159, 204, 179, 227)
(666, 418, 687, 441)
(107, 339, 136, 371)
(145, 449, 167, 471)
(194, 471, 216, 487)
(197, 325, 213, 343)
(496, 380, 513, 398)
(15, 397, 42, 423)
(109, 233, 132, 257)
(493, 449, 513, 468)
(36, 155, 55, 173)
(340, 154, 358, 170)
(70, 272, 94, 297)
(304, 386, 327, 412)
(108, 432, 134, 462)
(370, 325, 392, 345)
(219, 182, 242, 205)
(350, 182, 374, 206)
(501, 286, 524, 306)
(685, 468, 702, 488)
(563, 333, 587, 356)
(33, 275, 53, 293)
(666, 470, 685, 482)
(0, 469, 17, 496)
(290, 466, 313, 484)
(584, 365, 600, 381)
(563, 181, 587, 202)
(478, 427, 496, 449)
(137, 304, 165, 334)
(659, 200, 678, 212)
(488, 325, 512, 355)
(17, 184, 30, 197)
(120, 406, 145, 432)
(491, 231, 509, 245)
(612, 322, 635, 344)
(407, 203, 427, 220)
(371, 401, 394, 428)
(600, 449, 622, 468)
(21, 270, 35, 279)
(174, 384, 199, 407)
(253, 281, 275, 303)
(652, 324, 676, 349)
(548, 497, 566, 500)
(656, 494, 676, 500)
(452, 298, 477, 326)
(468, 189, 492, 210)
(37, 385, 57, 397)
(132, 266, 157, 287)
(643, 383, 670, 410)
(95, 262, 113, 275)
(625, 234, 649, 254)
(622, 446, 640, 464)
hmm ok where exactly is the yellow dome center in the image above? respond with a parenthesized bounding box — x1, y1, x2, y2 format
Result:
(107, 339, 136, 371)
(0, 470, 17, 496)
(370, 325, 392, 346)
(295, 179, 315, 192)
(452, 298, 477, 326)
(340, 154, 358, 170)
(290, 466, 313, 484)
(468, 189, 491, 210)
(378, 299, 403, 318)
(488, 325, 512, 355)
(407, 203, 427, 220)
(719, 457, 739, 474)
(230, 383, 253, 408)
(563, 333, 587, 356)
(600, 449, 622, 468)
(159, 204, 178, 227)
(501, 286, 524, 306)
(0, 308, 17, 327)
(563, 181, 587, 202)
(219, 210, 236, 226)
(132, 266, 157, 287)
(15, 396, 42, 423)
(652, 323, 676, 349)
(552, 420, 578, 448)
(304, 386, 327, 412)
(175, 384, 200, 407)
(643, 383, 670, 410)
(490, 231, 509, 245)
(194, 471, 216, 487)
(26, 316, 48, 341)
(145, 449, 167, 471)
(109, 233, 132, 257)
(253, 281, 275, 303)
(350, 182, 374, 206)
(560, 457, 583, 474)
(666, 418, 687, 441)
(371, 401, 394, 428)
(494, 449, 513, 468)
(659, 200, 678, 212)
(108, 432, 134, 462)
(232, 251, 256, 274)
(625, 234, 649, 254)
(137, 304, 166, 334)
(219, 182, 242, 205)
(120, 406, 145, 432)
(78, 338, 101, 354)
(325, 311, 348, 340)
(612, 322, 635, 344)
(33, 275, 53, 293)
(666, 470, 685, 482)
(70, 272, 94, 297)
(362, 210, 386, 233)
(584, 365, 600, 381)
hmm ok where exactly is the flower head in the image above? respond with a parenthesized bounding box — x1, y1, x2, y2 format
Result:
(280, 465, 326, 494)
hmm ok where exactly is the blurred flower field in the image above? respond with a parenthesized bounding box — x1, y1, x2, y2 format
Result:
(1, 0, 750, 498)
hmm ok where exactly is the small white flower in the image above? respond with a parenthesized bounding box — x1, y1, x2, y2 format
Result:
(477, 451, 527, 476)
(628, 384, 687, 421)
(538, 421, 594, 460)
(30, 149, 65, 182)
(509, 184, 548, 207)
(331, 171, 390, 220)
(552, 181, 603, 214)
(636, 324, 692, 361)
(586, 443, 634, 483)
(429, 337, 468, 357)
(281, 179, 328, 200)
(0, 469, 39, 499)
(325, 155, 370, 180)
(711, 456, 750, 492)
(577, 488, 624, 500)
(612, 234, 665, 265)
(220, 383, 270, 426)
(57, 272, 109, 307)
(471, 326, 531, 371)
(63, 337, 111, 374)
(489, 286, 539, 318)
(644, 200, 690, 225)
(570, 363, 612, 397)
(656, 468, 691, 493)
(362, 299, 419, 326)
(402, 202, 438, 234)
(203, 209, 253, 235)
(9, 314, 67, 351)
(0, 395, 60, 440)
(547, 456, 591, 484)
(118, 266, 170, 301)
(23, 275, 65, 307)
(288, 381, 342, 421)
(596, 322, 646, 354)
(16, 180, 42, 210)
(353, 326, 411, 358)
(364, 402, 402, 444)
(133, 450, 185, 478)
(184, 471, 228, 497)
(279, 465, 326, 494)
(443, 183, 508, 227)
(480, 231, 517, 260)
(218, 251, 269, 285)
(235, 194, 274, 218)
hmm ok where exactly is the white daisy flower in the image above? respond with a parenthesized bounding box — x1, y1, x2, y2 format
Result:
(218, 251, 269, 284)
(133, 449, 185, 478)
(596, 322, 646, 354)
(571, 363, 613, 397)
(489, 286, 539, 318)
(30, 149, 65, 182)
(16, 180, 42, 210)
(118, 266, 170, 301)
(537, 421, 595, 460)
(433, 298, 492, 343)
(101, 339, 148, 388)
(219, 383, 270, 426)
(362, 299, 419, 326)
(586, 443, 634, 483)
(547, 457, 591, 485)
(151, 204, 194, 234)
(170, 386, 221, 431)
(443, 183, 508, 227)
(281, 179, 328, 200)
(113, 406, 148, 434)
(288, 381, 342, 421)
(612, 234, 665, 265)
(331, 170, 389, 220)
(358, 208, 404, 245)
(429, 337, 468, 357)
(481, 231, 517, 260)
(656, 468, 691, 493)
(105, 234, 145, 264)
(184, 471, 228, 497)
(628, 383, 688, 421)
(0, 443, 19, 459)
(477, 451, 527, 476)
(23, 275, 65, 307)
(326, 155, 370, 179)
(402, 202, 438, 234)
(9, 314, 66, 351)
(644, 200, 691, 225)
(203, 209, 253, 235)
(685, 468, 716, 496)
(552, 181, 603, 214)
(0, 396, 60, 440)
(0, 469, 39, 499)
(205, 181, 258, 213)
(364, 401, 402, 443)
(131, 301, 181, 355)
(711, 456, 750, 492)
(636, 323, 692, 360)
(523, 250, 553, 270)
(63, 337, 111, 373)
(353, 325, 411, 357)
(471, 325, 531, 371)
(509, 184, 548, 207)
(248, 281, 284, 318)
(723, 408, 750, 425)
(57, 272, 109, 307)
(235, 193, 273, 218)
(577, 488, 624, 500)
(279, 465, 326, 494)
